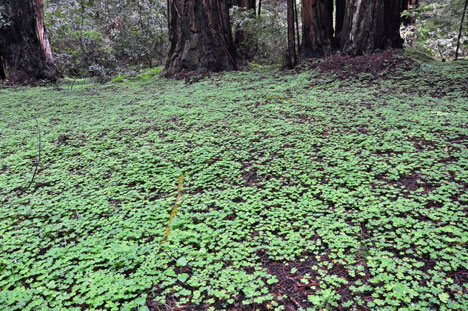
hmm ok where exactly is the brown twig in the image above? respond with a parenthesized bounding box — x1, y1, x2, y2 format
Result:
(19, 117, 41, 195)
(289, 296, 303, 309)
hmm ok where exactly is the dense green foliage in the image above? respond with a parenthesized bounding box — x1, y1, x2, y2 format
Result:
(1, 56, 468, 311)
(44, 0, 168, 78)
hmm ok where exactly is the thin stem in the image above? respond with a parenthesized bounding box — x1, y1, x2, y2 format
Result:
(455, 0, 468, 60)
(22, 117, 41, 194)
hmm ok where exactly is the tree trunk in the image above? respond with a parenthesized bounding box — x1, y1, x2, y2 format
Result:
(335, 0, 345, 38)
(340, 0, 402, 56)
(0, 57, 5, 80)
(0, 0, 60, 83)
(340, 0, 384, 56)
(294, 0, 300, 54)
(301, 0, 334, 57)
(384, 0, 404, 49)
(163, 0, 237, 76)
(287, 0, 297, 68)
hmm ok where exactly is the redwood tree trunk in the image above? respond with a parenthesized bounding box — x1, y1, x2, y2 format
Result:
(335, 0, 345, 38)
(340, 0, 384, 56)
(294, 0, 300, 53)
(384, 0, 404, 48)
(0, 57, 5, 80)
(340, 0, 402, 56)
(0, 0, 60, 83)
(301, 0, 334, 57)
(287, 0, 297, 68)
(163, 0, 237, 76)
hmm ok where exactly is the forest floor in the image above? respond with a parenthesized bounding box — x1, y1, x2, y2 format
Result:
(1, 51, 468, 311)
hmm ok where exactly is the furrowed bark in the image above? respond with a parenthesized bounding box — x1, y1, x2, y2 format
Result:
(335, 0, 345, 39)
(301, 0, 334, 57)
(340, 0, 402, 56)
(385, 0, 404, 49)
(0, 0, 60, 83)
(287, 0, 297, 68)
(163, 0, 237, 76)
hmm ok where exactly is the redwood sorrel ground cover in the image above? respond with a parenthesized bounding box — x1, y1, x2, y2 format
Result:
(1, 53, 467, 311)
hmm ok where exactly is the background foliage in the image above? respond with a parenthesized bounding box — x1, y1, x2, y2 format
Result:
(41, 0, 468, 79)
(402, 0, 468, 60)
(44, 0, 168, 79)
(230, 3, 289, 65)
(42, 0, 294, 78)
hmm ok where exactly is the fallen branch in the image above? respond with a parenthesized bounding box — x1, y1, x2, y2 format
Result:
(161, 173, 185, 244)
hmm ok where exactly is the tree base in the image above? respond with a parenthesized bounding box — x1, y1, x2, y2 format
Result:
(0, 0, 61, 84)
(163, 0, 237, 77)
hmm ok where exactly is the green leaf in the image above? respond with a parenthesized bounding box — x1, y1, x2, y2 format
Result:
(165, 268, 176, 277)
(178, 273, 189, 283)
(439, 293, 449, 304)
(177, 257, 187, 266)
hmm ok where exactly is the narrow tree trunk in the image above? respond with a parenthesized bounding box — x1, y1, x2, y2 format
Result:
(301, 0, 334, 57)
(0, 0, 60, 83)
(455, 0, 468, 60)
(0, 57, 5, 80)
(0, 60, 5, 80)
(163, 0, 237, 76)
(287, 0, 297, 68)
(294, 0, 300, 54)
(340, 0, 402, 56)
(258, 0, 262, 15)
